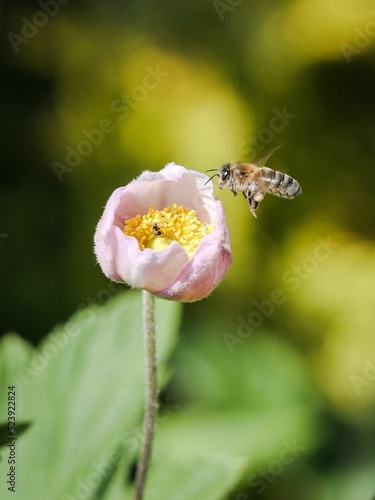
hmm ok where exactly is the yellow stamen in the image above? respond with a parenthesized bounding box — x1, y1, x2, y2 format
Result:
(123, 204, 213, 259)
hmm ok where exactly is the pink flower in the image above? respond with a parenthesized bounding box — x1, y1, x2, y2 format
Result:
(94, 163, 232, 301)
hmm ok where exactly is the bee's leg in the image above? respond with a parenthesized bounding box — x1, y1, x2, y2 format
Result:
(246, 187, 264, 218)
(247, 196, 258, 218)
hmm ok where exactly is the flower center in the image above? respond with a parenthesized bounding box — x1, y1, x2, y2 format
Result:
(123, 204, 213, 258)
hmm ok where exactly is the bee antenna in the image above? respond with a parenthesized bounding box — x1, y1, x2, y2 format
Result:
(204, 169, 219, 186)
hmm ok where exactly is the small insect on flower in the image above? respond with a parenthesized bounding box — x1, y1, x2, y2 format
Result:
(151, 221, 164, 236)
(206, 145, 302, 218)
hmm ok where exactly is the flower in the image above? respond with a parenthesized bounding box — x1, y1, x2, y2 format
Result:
(94, 163, 232, 301)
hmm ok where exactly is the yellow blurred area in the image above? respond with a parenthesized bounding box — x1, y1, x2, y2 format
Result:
(16, 15, 250, 174)
(251, 0, 375, 89)
(116, 47, 250, 169)
(278, 224, 375, 419)
(283, 0, 375, 61)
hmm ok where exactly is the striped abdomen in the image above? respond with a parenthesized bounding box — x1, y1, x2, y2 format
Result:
(261, 167, 302, 199)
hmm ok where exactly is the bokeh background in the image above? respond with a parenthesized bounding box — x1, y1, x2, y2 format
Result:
(1, 0, 375, 498)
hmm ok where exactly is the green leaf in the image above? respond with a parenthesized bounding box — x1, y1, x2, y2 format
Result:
(166, 327, 322, 487)
(174, 328, 319, 412)
(0, 291, 181, 500)
(101, 408, 249, 500)
(145, 449, 247, 500)
(150, 406, 316, 466)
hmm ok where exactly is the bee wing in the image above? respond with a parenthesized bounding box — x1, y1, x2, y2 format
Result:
(253, 143, 284, 166)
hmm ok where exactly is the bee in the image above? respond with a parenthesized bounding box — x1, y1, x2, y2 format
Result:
(151, 221, 164, 236)
(206, 146, 302, 218)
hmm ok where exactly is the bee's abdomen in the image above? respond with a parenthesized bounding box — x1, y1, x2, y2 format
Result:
(265, 169, 302, 199)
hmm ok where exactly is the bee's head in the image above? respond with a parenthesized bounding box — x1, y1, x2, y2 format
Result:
(218, 163, 231, 189)
(205, 163, 232, 188)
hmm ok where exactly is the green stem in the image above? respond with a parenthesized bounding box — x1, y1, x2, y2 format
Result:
(134, 291, 158, 500)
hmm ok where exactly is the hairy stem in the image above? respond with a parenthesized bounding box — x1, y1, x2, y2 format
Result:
(134, 291, 158, 500)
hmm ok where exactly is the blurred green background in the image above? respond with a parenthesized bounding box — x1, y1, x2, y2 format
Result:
(1, 0, 375, 498)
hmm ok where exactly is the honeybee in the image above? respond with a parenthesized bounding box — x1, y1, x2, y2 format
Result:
(151, 221, 164, 236)
(206, 146, 302, 218)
